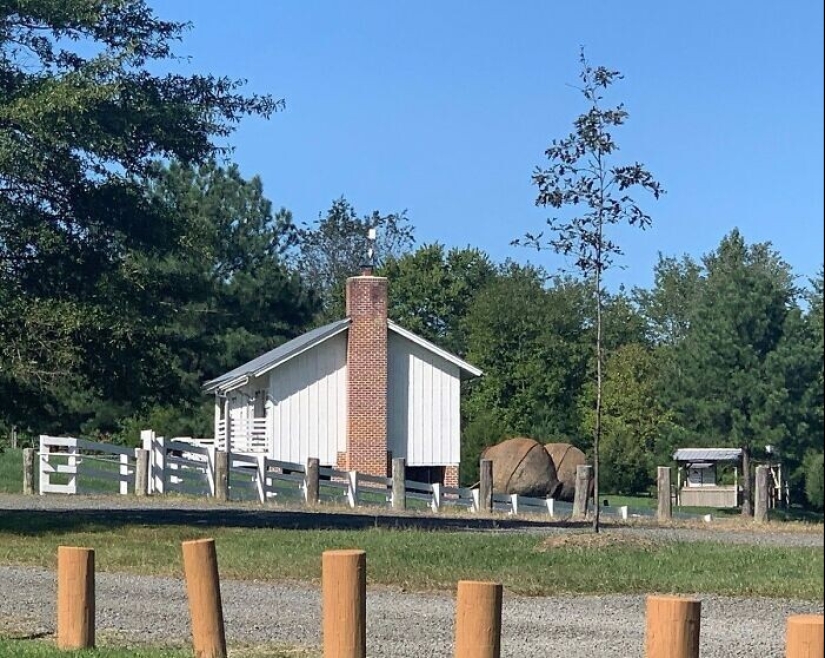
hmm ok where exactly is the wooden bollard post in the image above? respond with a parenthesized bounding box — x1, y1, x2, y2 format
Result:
(786, 614, 824, 657)
(306, 457, 320, 506)
(392, 458, 406, 511)
(134, 448, 149, 497)
(214, 451, 229, 502)
(572, 464, 592, 520)
(754, 465, 769, 524)
(322, 549, 366, 658)
(57, 546, 95, 649)
(23, 447, 35, 495)
(454, 581, 502, 658)
(182, 539, 227, 658)
(657, 466, 673, 522)
(645, 595, 701, 658)
(479, 459, 493, 513)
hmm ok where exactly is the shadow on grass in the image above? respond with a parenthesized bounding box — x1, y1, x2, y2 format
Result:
(0, 505, 590, 536)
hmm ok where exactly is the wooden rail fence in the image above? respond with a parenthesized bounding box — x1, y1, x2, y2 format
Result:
(38, 433, 709, 523)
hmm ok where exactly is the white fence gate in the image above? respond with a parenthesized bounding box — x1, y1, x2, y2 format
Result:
(39, 435, 135, 495)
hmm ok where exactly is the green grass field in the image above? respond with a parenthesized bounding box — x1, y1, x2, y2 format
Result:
(0, 510, 821, 600)
(603, 492, 824, 523)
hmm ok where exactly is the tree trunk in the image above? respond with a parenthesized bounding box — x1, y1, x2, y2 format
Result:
(740, 446, 753, 516)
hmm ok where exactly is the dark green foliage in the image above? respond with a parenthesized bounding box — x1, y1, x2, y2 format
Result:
(0, 0, 292, 438)
(382, 244, 495, 356)
(459, 409, 508, 486)
(803, 451, 824, 510)
(292, 197, 414, 320)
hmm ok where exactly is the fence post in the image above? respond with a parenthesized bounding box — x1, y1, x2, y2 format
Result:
(306, 457, 320, 506)
(154, 434, 166, 494)
(479, 459, 493, 514)
(38, 436, 47, 495)
(256, 454, 267, 503)
(645, 595, 701, 658)
(118, 453, 129, 495)
(347, 471, 359, 508)
(57, 546, 95, 649)
(572, 465, 592, 520)
(182, 539, 227, 658)
(754, 465, 769, 524)
(786, 614, 824, 657)
(23, 447, 35, 495)
(322, 549, 367, 658)
(134, 449, 149, 497)
(392, 458, 406, 511)
(214, 451, 229, 502)
(431, 483, 442, 513)
(657, 466, 673, 522)
(510, 493, 519, 516)
(454, 580, 502, 658)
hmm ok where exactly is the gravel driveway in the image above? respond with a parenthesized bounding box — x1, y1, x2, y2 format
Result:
(1, 565, 822, 657)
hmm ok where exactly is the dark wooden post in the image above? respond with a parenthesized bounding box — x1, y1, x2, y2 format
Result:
(392, 458, 406, 511)
(572, 464, 592, 520)
(134, 449, 149, 497)
(479, 459, 493, 513)
(306, 457, 320, 506)
(754, 465, 769, 524)
(657, 466, 673, 522)
(214, 451, 229, 502)
(23, 447, 35, 495)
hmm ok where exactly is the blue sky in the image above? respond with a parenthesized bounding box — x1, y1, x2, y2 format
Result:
(151, 1, 823, 291)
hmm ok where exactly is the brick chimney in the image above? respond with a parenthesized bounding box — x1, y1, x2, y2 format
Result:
(342, 268, 389, 476)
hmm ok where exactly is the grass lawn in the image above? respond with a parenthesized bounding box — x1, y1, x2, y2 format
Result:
(0, 638, 315, 657)
(0, 510, 821, 600)
(603, 492, 824, 523)
(0, 449, 33, 494)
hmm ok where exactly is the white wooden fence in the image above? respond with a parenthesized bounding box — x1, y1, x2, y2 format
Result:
(39, 432, 690, 521)
(39, 435, 136, 495)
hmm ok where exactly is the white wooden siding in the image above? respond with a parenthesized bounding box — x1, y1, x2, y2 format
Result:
(267, 333, 347, 465)
(388, 332, 460, 465)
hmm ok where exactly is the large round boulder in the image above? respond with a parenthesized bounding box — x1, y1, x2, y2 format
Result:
(544, 443, 588, 502)
(481, 437, 560, 498)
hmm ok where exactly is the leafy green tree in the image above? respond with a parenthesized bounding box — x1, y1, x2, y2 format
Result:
(293, 197, 414, 320)
(515, 51, 664, 531)
(0, 0, 279, 435)
(669, 230, 799, 515)
(635, 254, 703, 347)
(381, 244, 495, 355)
(147, 161, 319, 386)
(803, 450, 824, 510)
(581, 343, 673, 495)
(463, 265, 590, 442)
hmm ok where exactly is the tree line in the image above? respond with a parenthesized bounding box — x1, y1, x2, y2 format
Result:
(1, 1, 822, 511)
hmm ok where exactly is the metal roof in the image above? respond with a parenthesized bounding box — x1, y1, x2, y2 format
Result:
(204, 317, 483, 393)
(673, 448, 743, 462)
(203, 319, 351, 393)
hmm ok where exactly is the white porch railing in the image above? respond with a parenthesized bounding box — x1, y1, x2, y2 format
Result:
(215, 417, 267, 453)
